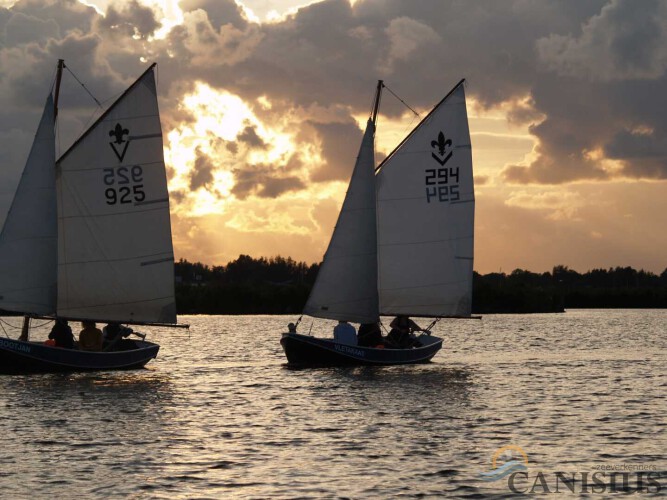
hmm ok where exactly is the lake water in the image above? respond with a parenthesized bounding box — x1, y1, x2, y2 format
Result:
(0, 310, 665, 498)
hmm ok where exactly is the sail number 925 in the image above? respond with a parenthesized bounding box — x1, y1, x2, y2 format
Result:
(103, 166, 145, 205)
(425, 167, 459, 203)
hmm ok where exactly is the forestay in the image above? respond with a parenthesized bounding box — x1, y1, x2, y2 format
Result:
(376, 82, 474, 317)
(56, 67, 177, 324)
(303, 120, 379, 324)
(0, 96, 57, 315)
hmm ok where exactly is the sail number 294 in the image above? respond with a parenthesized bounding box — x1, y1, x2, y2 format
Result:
(425, 167, 459, 203)
(103, 166, 145, 205)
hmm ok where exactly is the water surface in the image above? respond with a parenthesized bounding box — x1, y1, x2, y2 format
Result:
(0, 310, 665, 497)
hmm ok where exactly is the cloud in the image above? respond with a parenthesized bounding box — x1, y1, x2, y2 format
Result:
(1, 0, 667, 272)
(505, 189, 586, 220)
(189, 147, 216, 190)
(231, 158, 305, 199)
(180, 0, 248, 30)
(97, 0, 161, 39)
(379, 16, 440, 73)
(3, 11, 60, 45)
(237, 125, 266, 149)
(166, 8, 263, 67)
(537, 0, 667, 82)
(308, 119, 362, 182)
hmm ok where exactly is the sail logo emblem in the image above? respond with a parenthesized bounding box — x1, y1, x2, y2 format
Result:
(109, 123, 130, 161)
(430, 131, 453, 165)
(478, 445, 529, 482)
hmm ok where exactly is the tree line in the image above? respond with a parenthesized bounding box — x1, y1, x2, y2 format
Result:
(175, 256, 667, 314)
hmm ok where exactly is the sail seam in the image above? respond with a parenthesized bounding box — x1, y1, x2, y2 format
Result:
(135, 198, 169, 206)
(59, 294, 174, 310)
(321, 252, 376, 259)
(128, 133, 162, 140)
(378, 236, 473, 247)
(380, 281, 468, 291)
(59, 204, 168, 220)
(0, 235, 56, 244)
(59, 252, 173, 266)
(0, 284, 55, 294)
(141, 257, 173, 266)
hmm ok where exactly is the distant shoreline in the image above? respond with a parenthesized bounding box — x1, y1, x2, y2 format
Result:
(3, 259, 664, 317)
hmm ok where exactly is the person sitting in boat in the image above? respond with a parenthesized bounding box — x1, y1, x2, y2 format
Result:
(48, 319, 75, 349)
(287, 322, 297, 333)
(333, 320, 357, 346)
(103, 322, 135, 351)
(357, 322, 383, 347)
(385, 315, 424, 348)
(78, 321, 104, 351)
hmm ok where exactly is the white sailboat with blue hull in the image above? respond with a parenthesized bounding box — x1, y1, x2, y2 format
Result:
(0, 60, 185, 374)
(281, 79, 475, 366)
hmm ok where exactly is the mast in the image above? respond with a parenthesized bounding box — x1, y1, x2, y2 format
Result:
(371, 80, 383, 125)
(54, 59, 64, 120)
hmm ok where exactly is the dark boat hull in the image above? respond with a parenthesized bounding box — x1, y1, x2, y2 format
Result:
(280, 332, 442, 366)
(0, 338, 159, 374)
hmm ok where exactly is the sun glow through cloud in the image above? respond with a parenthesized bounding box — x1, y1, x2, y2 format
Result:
(165, 82, 328, 220)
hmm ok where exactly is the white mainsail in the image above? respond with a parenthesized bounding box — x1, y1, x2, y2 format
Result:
(376, 81, 474, 317)
(0, 96, 57, 315)
(56, 66, 177, 324)
(303, 119, 379, 324)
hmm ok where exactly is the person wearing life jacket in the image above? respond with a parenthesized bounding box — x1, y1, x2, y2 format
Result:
(48, 319, 75, 349)
(79, 321, 103, 351)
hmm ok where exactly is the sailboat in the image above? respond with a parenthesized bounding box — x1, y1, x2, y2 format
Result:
(280, 79, 474, 366)
(0, 60, 183, 374)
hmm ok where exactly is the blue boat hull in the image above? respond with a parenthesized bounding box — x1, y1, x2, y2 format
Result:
(0, 338, 159, 374)
(280, 332, 442, 366)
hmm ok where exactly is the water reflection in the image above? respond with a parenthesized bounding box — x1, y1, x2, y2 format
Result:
(0, 311, 664, 498)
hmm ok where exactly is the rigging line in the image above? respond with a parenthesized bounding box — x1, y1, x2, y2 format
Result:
(65, 65, 102, 107)
(30, 319, 54, 329)
(383, 84, 420, 118)
(424, 317, 441, 333)
(0, 317, 22, 330)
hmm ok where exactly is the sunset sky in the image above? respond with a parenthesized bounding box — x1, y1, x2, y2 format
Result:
(0, 0, 665, 274)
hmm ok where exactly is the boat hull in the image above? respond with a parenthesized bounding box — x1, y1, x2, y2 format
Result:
(0, 338, 159, 374)
(280, 332, 442, 366)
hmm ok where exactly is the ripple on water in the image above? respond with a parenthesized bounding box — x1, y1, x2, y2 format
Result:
(0, 310, 665, 497)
